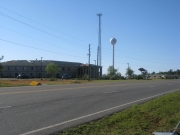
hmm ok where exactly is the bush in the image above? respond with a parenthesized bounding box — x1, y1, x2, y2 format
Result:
(101, 74, 110, 80)
(136, 75, 143, 80)
(49, 77, 57, 81)
(120, 76, 126, 80)
(82, 74, 89, 80)
(73, 80, 81, 83)
(110, 75, 121, 80)
(110, 75, 117, 80)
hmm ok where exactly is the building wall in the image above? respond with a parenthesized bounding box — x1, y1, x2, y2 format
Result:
(147, 74, 179, 79)
(0, 60, 102, 78)
(0, 60, 82, 78)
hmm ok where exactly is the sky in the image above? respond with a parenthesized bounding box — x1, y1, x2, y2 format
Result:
(0, 0, 180, 76)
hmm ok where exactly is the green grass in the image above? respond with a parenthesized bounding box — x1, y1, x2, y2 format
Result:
(58, 91, 180, 135)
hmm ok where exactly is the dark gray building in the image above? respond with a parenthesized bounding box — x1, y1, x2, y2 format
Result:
(0, 60, 102, 78)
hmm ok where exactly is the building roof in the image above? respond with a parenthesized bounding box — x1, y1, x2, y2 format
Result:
(1, 60, 82, 66)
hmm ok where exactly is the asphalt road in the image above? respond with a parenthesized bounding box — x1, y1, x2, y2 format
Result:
(0, 80, 180, 135)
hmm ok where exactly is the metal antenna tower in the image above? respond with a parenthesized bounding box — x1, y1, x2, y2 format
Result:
(97, 13, 102, 66)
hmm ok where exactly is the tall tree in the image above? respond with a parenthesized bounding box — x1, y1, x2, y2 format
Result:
(45, 62, 60, 78)
(107, 66, 118, 76)
(0, 63, 4, 72)
(106, 66, 121, 79)
(151, 71, 156, 75)
(168, 69, 173, 74)
(176, 69, 180, 75)
(126, 67, 134, 79)
(0, 55, 4, 72)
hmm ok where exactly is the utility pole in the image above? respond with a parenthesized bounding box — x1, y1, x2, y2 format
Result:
(88, 44, 91, 81)
(97, 46, 99, 78)
(36, 59, 37, 78)
(41, 57, 43, 80)
(94, 60, 96, 79)
(127, 63, 129, 79)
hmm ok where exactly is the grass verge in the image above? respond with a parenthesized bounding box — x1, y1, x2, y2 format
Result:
(58, 91, 180, 135)
(0, 79, 90, 87)
(0, 79, 167, 87)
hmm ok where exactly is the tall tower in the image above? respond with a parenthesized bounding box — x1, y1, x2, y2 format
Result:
(97, 13, 102, 66)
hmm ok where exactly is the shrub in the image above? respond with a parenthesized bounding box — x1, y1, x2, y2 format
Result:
(49, 77, 57, 81)
(110, 75, 117, 80)
(121, 76, 126, 80)
(82, 74, 89, 80)
(101, 74, 110, 80)
(110, 75, 121, 80)
(136, 75, 143, 80)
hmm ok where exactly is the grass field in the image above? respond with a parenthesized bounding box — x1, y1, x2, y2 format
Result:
(58, 91, 180, 135)
(0, 79, 90, 87)
(0, 78, 166, 87)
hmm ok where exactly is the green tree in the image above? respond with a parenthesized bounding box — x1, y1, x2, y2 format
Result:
(45, 62, 60, 78)
(168, 69, 173, 74)
(0, 55, 4, 72)
(126, 67, 134, 79)
(151, 71, 156, 75)
(107, 66, 121, 80)
(0, 64, 4, 72)
(176, 69, 180, 75)
(107, 66, 118, 76)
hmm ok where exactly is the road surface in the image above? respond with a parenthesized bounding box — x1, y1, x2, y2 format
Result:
(0, 80, 180, 135)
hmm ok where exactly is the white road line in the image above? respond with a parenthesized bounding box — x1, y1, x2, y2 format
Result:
(105, 91, 118, 94)
(0, 106, 12, 109)
(20, 88, 180, 135)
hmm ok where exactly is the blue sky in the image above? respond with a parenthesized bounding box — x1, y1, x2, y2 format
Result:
(0, 0, 180, 75)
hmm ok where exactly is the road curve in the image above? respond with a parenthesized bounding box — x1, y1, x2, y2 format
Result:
(0, 80, 180, 135)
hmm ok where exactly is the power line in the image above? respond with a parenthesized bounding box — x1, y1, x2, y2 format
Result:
(0, 6, 178, 58)
(86, 46, 177, 62)
(0, 12, 87, 49)
(102, 45, 178, 56)
(0, 5, 90, 45)
(0, 25, 87, 55)
(0, 38, 87, 59)
(99, 47, 177, 62)
(101, 53, 177, 62)
(90, 56, 177, 70)
(1, 8, 176, 59)
(0, 38, 176, 71)
(0, 6, 177, 71)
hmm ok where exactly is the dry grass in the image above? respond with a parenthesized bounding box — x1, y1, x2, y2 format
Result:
(0, 79, 90, 87)
(0, 78, 172, 87)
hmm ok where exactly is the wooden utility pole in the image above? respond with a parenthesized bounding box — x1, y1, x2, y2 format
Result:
(88, 44, 91, 81)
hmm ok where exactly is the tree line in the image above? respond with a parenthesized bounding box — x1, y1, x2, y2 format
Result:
(151, 69, 180, 75)
(103, 66, 180, 80)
